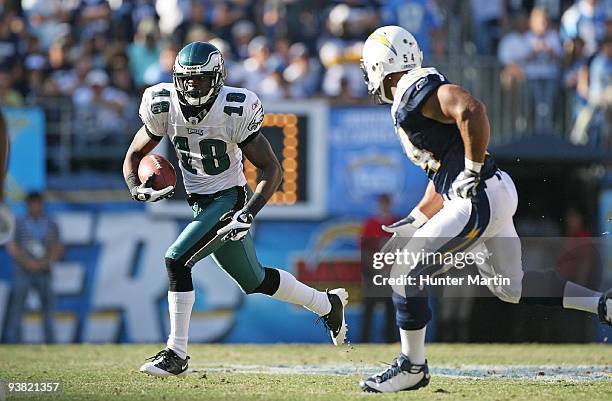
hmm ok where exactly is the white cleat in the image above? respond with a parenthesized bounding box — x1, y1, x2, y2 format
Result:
(359, 354, 430, 393)
(319, 288, 348, 345)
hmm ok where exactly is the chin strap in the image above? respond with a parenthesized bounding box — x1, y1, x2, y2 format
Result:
(186, 89, 214, 107)
(378, 84, 394, 104)
(179, 102, 212, 122)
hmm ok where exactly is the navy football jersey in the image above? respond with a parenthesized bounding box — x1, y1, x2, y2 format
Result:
(391, 67, 497, 195)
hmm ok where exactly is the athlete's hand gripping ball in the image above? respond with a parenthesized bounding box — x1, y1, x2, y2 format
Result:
(131, 176, 175, 202)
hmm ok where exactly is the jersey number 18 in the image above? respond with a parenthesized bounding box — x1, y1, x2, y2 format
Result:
(173, 137, 230, 175)
(170, 92, 248, 176)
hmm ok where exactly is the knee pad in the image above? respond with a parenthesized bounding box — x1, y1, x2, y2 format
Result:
(165, 257, 193, 292)
(392, 291, 431, 330)
(248, 267, 280, 296)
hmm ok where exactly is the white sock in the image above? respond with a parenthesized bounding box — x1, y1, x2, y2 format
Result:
(562, 281, 601, 314)
(271, 269, 331, 316)
(400, 327, 426, 365)
(166, 290, 195, 360)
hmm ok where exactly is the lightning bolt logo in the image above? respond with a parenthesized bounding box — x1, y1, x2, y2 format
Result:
(367, 33, 398, 56)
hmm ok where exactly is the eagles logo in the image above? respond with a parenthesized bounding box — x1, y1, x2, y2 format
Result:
(186, 127, 206, 136)
(248, 103, 264, 132)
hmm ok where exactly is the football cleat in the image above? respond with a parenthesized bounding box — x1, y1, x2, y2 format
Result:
(359, 354, 430, 393)
(319, 288, 348, 346)
(598, 289, 612, 326)
(140, 348, 189, 377)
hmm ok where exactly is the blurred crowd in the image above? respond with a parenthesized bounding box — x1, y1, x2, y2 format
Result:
(496, 0, 612, 142)
(0, 0, 609, 146)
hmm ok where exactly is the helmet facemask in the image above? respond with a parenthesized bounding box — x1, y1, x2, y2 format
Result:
(174, 72, 221, 107)
(360, 60, 393, 105)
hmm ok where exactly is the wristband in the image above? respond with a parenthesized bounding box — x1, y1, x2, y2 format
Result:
(464, 158, 483, 173)
(409, 207, 429, 228)
(243, 193, 267, 217)
(125, 172, 140, 192)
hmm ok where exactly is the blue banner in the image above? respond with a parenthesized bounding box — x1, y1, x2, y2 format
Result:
(3, 107, 45, 214)
(0, 207, 384, 344)
(327, 107, 428, 217)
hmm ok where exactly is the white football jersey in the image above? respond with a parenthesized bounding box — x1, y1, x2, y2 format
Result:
(139, 83, 265, 194)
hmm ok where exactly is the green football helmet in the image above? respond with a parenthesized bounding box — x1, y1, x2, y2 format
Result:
(173, 41, 226, 107)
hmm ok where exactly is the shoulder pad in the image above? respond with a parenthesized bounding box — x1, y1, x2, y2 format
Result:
(395, 68, 446, 100)
(220, 86, 264, 143)
(392, 68, 449, 120)
(139, 83, 173, 136)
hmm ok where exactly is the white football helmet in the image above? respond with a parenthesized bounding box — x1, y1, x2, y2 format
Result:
(361, 26, 423, 104)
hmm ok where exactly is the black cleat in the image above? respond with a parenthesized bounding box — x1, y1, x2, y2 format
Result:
(319, 288, 348, 345)
(359, 354, 430, 393)
(140, 348, 189, 377)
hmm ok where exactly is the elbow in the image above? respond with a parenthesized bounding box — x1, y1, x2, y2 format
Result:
(458, 98, 486, 123)
(122, 154, 134, 175)
(124, 149, 143, 170)
(475, 99, 487, 116)
(122, 153, 131, 169)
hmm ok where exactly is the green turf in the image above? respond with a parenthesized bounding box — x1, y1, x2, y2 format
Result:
(1, 344, 611, 401)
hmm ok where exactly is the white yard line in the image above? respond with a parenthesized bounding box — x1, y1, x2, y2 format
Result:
(189, 364, 612, 381)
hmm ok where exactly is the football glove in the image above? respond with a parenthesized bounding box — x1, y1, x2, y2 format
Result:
(380, 209, 428, 255)
(451, 158, 483, 199)
(217, 210, 253, 241)
(382, 208, 429, 237)
(0, 203, 15, 245)
(130, 175, 174, 202)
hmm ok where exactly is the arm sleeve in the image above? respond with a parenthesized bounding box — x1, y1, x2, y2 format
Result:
(232, 91, 265, 144)
(138, 87, 169, 139)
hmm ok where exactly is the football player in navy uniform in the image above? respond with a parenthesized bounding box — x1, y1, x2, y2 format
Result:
(358, 26, 612, 393)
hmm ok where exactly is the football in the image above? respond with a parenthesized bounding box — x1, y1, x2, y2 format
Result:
(138, 154, 177, 190)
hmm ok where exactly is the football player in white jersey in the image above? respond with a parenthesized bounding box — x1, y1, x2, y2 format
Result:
(123, 42, 348, 377)
(358, 26, 612, 393)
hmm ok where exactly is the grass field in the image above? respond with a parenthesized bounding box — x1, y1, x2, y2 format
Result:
(1, 343, 611, 401)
